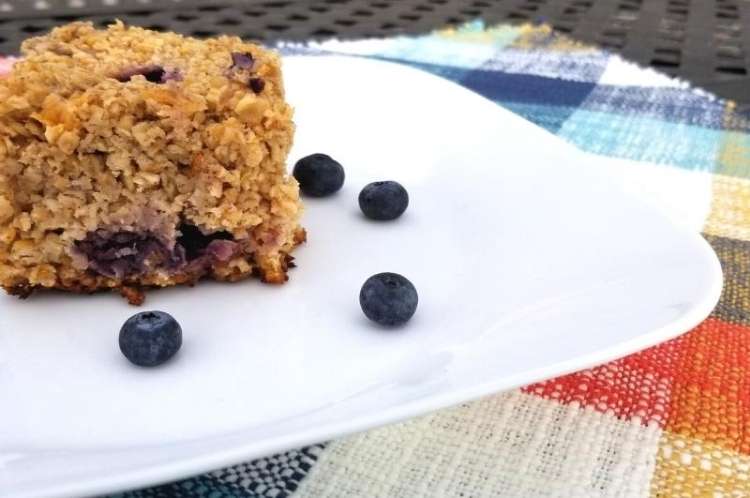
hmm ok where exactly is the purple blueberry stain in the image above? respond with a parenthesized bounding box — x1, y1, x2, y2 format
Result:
(74, 223, 238, 279)
(248, 77, 265, 94)
(204, 239, 237, 262)
(74, 229, 183, 279)
(230, 52, 254, 70)
(115, 65, 181, 84)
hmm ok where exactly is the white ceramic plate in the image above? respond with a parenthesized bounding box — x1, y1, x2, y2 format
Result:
(0, 56, 721, 498)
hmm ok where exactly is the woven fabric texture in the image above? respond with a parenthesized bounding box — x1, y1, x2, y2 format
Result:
(97, 21, 748, 498)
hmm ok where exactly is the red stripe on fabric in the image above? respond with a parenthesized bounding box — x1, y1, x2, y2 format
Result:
(524, 318, 750, 443)
(522, 338, 680, 427)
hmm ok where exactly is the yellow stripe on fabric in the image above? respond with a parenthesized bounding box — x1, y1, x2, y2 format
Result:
(434, 21, 523, 46)
(723, 101, 750, 131)
(717, 101, 750, 179)
(651, 433, 750, 497)
(704, 174, 750, 242)
(718, 132, 750, 179)
(510, 24, 600, 52)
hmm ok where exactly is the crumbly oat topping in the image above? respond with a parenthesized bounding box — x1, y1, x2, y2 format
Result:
(0, 22, 303, 302)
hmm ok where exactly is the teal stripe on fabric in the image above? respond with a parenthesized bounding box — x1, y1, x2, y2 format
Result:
(362, 37, 505, 68)
(377, 57, 471, 84)
(502, 102, 575, 133)
(319, 21, 521, 70)
(558, 109, 723, 171)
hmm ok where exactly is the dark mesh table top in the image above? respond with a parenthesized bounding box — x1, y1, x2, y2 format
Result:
(0, 0, 748, 104)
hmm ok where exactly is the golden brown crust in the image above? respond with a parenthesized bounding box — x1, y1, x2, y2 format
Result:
(0, 22, 304, 303)
(119, 286, 145, 306)
(293, 227, 307, 245)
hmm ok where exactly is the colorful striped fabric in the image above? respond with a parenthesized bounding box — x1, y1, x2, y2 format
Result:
(116, 22, 750, 498)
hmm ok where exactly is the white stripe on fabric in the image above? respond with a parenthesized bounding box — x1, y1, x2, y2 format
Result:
(294, 391, 661, 498)
(479, 49, 610, 83)
(599, 56, 692, 89)
(305, 37, 500, 69)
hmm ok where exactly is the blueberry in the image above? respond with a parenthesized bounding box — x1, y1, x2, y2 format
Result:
(358, 181, 409, 221)
(141, 67, 166, 84)
(119, 311, 182, 367)
(359, 273, 418, 327)
(293, 153, 345, 197)
(248, 77, 265, 94)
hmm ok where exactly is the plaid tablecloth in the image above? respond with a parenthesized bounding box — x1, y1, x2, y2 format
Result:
(106, 22, 750, 498)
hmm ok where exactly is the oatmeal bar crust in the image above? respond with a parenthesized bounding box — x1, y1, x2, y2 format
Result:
(0, 22, 303, 302)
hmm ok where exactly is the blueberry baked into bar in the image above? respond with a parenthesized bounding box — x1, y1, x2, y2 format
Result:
(0, 22, 304, 304)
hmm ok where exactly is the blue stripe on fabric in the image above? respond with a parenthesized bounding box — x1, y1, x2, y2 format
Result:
(558, 109, 722, 171)
(579, 85, 727, 129)
(460, 69, 597, 108)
